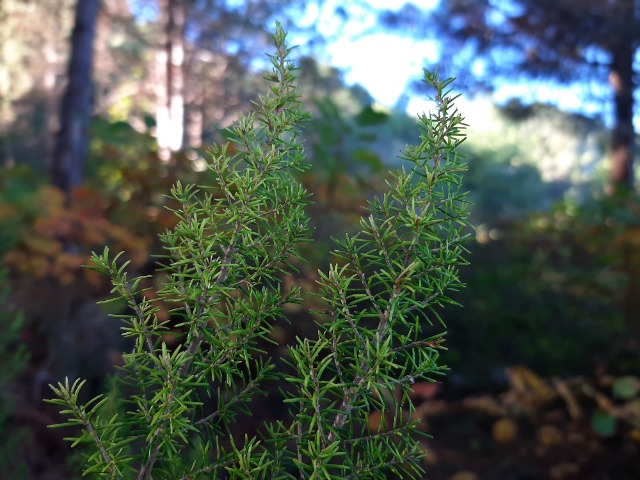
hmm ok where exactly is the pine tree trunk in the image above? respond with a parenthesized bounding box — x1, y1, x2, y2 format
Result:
(607, 17, 640, 334)
(44, 44, 60, 165)
(155, 0, 186, 164)
(50, 0, 99, 199)
(608, 41, 635, 194)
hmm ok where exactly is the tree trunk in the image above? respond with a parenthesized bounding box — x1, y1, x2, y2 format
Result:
(608, 41, 635, 194)
(155, 0, 186, 164)
(50, 0, 100, 199)
(44, 44, 60, 164)
(0, 2, 14, 168)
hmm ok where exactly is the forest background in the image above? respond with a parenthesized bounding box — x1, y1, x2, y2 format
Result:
(1, 0, 640, 478)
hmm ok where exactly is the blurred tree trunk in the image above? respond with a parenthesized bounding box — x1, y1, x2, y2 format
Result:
(155, 0, 186, 165)
(0, 1, 15, 168)
(50, 0, 100, 199)
(44, 44, 61, 164)
(608, 41, 635, 195)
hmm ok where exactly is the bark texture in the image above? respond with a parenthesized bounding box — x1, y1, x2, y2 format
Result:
(51, 0, 100, 197)
(608, 38, 635, 193)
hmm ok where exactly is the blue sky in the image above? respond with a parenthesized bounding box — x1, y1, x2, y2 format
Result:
(127, 0, 611, 123)
(293, 0, 440, 108)
(290, 0, 612, 124)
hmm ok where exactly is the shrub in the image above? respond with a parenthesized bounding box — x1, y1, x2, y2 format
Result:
(47, 23, 469, 479)
(0, 269, 29, 477)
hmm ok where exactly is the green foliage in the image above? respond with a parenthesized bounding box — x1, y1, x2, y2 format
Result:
(444, 189, 640, 383)
(612, 376, 640, 400)
(463, 145, 552, 222)
(302, 97, 389, 256)
(46, 24, 469, 478)
(0, 165, 41, 256)
(589, 374, 640, 439)
(591, 409, 616, 437)
(0, 269, 29, 476)
(445, 234, 613, 384)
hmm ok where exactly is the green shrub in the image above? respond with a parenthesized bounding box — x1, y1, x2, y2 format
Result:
(0, 269, 29, 477)
(47, 23, 469, 479)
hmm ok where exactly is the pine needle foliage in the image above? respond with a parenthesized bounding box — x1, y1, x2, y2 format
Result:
(47, 23, 470, 479)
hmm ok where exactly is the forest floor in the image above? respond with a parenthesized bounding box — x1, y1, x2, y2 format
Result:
(22, 364, 640, 480)
(418, 365, 640, 480)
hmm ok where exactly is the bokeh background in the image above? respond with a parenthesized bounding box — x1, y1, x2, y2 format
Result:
(1, 0, 640, 478)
